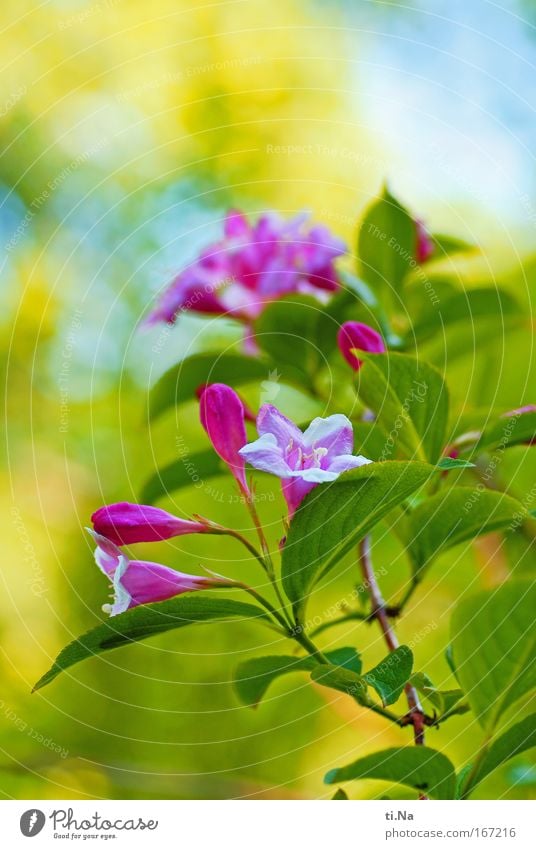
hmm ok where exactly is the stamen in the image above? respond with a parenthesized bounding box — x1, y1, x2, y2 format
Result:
(312, 446, 328, 466)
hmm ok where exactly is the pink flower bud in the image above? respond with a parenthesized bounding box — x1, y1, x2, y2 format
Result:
(416, 220, 435, 264)
(196, 383, 256, 422)
(199, 383, 249, 492)
(337, 321, 386, 371)
(89, 531, 222, 616)
(91, 502, 208, 546)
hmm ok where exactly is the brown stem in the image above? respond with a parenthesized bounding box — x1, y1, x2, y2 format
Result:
(358, 536, 429, 798)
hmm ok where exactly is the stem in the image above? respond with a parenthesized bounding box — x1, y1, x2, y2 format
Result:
(291, 625, 402, 727)
(218, 528, 267, 570)
(241, 482, 272, 563)
(309, 610, 369, 637)
(237, 483, 294, 630)
(292, 629, 331, 664)
(237, 583, 290, 633)
(359, 536, 428, 789)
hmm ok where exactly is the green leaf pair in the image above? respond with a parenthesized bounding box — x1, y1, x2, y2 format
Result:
(233, 647, 362, 708)
(235, 645, 412, 710)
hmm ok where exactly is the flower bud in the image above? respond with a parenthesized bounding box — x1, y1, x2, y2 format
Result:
(199, 383, 249, 491)
(416, 220, 435, 264)
(90, 531, 224, 616)
(337, 321, 385, 371)
(91, 502, 208, 546)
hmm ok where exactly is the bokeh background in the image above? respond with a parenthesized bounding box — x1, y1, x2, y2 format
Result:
(1, 0, 535, 800)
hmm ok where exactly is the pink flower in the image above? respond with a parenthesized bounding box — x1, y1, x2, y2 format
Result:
(199, 383, 249, 492)
(91, 502, 208, 546)
(143, 209, 346, 326)
(416, 220, 435, 264)
(239, 405, 371, 515)
(90, 531, 222, 616)
(337, 321, 386, 370)
(195, 383, 256, 422)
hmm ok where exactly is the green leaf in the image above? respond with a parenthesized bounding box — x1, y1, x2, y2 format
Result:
(455, 764, 473, 799)
(140, 450, 225, 504)
(409, 287, 520, 345)
(234, 655, 318, 707)
(358, 187, 416, 295)
(436, 457, 475, 470)
(476, 410, 536, 454)
(445, 644, 457, 677)
(353, 422, 396, 462)
(149, 353, 268, 421)
(401, 488, 525, 579)
(281, 461, 434, 614)
(34, 596, 269, 691)
(233, 647, 361, 707)
(325, 647, 363, 675)
(356, 353, 449, 462)
(464, 713, 536, 796)
(451, 580, 536, 731)
(363, 646, 413, 706)
(254, 295, 321, 387)
(430, 233, 475, 258)
(310, 664, 368, 703)
(325, 747, 457, 800)
(410, 673, 466, 718)
(331, 788, 349, 799)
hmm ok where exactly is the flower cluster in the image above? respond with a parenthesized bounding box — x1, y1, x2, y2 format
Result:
(87, 204, 435, 616)
(90, 382, 371, 615)
(143, 209, 346, 327)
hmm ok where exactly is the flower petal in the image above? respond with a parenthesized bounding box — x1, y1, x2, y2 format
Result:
(257, 404, 304, 451)
(281, 476, 315, 516)
(302, 413, 354, 455)
(89, 530, 123, 577)
(224, 209, 250, 239)
(239, 433, 291, 477)
(293, 467, 341, 483)
(327, 454, 372, 474)
(118, 560, 211, 609)
(143, 268, 227, 325)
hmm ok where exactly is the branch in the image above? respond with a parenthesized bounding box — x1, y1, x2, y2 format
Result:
(358, 535, 429, 797)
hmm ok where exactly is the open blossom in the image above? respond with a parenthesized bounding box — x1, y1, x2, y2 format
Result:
(90, 531, 223, 616)
(200, 383, 249, 492)
(143, 209, 346, 326)
(92, 502, 209, 546)
(239, 405, 371, 515)
(337, 321, 386, 370)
